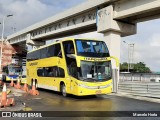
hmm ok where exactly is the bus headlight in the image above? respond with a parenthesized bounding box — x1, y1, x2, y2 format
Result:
(75, 82, 112, 89)
(100, 83, 112, 89)
(75, 82, 87, 88)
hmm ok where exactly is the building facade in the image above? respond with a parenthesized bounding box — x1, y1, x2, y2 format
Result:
(0, 41, 23, 73)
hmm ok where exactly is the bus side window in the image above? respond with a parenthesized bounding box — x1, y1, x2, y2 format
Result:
(43, 67, 48, 76)
(38, 66, 59, 77)
(52, 66, 58, 77)
(37, 68, 43, 77)
(47, 67, 57, 77)
(58, 67, 65, 78)
(55, 44, 62, 58)
(47, 45, 55, 57)
(40, 48, 48, 59)
(47, 67, 53, 77)
(63, 41, 75, 54)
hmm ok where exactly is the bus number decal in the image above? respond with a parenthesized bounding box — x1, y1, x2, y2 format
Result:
(29, 62, 38, 66)
(84, 57, 107, 61)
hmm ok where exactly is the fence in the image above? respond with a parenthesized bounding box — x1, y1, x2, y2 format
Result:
(118, 73, 160, 98)
(118, 82, 160, 98)
(119, 73, 160, 82)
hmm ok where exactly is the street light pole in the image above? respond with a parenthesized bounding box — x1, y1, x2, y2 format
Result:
(129, 43, 135, 69)
(123, 41, 135, 72)
(0, 14, 13, 75)
(127, 43, 130, 72)
(123, 41, 130, 72)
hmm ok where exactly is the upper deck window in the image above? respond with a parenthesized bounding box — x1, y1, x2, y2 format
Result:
(76, 40, 109, 57)
(63, 41, 75, 54)
(27, 43, 62, 61)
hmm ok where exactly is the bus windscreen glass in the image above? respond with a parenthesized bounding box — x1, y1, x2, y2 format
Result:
(76, 40, 109, 57)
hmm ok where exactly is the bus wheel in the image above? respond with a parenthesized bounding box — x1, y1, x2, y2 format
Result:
(61, 84, 67, 97)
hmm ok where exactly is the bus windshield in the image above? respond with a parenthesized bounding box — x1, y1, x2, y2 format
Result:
(78, 61, 112, 82)
(3, 65, 22, 75)
(10, 67, 22, 74)
(76, 40, 109, 57)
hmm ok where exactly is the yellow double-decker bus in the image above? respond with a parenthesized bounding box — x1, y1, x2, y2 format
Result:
(26, 38, 118, 96)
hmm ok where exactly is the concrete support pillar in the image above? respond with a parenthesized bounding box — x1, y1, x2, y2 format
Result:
(97, 5, 137, 93)
(104, 31, 121, 93)
(104, 31, 121, 68)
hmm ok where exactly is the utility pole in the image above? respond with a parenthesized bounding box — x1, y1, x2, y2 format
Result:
(123, 41, 135, 72)
(0, 14, 13, 75)
(129, 43, 134, 69)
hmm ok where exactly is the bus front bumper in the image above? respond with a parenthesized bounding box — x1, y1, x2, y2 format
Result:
(6, 77, 18, 81)
(73, 83, 112, 96)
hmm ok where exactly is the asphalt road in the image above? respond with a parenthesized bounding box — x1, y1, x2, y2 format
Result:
(24, 88, 160, 111)
(0, 84, 160, 120)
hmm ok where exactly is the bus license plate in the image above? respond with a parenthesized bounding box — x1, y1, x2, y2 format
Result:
(96, 90, 101, 94)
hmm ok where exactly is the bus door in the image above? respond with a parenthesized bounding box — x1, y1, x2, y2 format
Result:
(55, 43, 66, 91)
(68, 62, 77, 92)
(62, 40, 77, 91)
(51, 43, 63, 91)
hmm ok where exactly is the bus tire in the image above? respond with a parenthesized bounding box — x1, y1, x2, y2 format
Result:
(61, 84, 67, 97)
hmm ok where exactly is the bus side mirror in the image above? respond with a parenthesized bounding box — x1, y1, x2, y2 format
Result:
(110, 56, 119, 68)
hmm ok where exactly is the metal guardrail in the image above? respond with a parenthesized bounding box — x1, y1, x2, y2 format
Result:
(120, 73, 160, 82)
(118, 82, 160, 98)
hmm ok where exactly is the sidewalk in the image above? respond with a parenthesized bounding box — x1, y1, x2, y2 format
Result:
(110, 92, 160, 104)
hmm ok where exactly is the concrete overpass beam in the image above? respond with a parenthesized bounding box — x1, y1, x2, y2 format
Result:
(114, 0, 160, 20)
(97, 5, 137, 37)
(97, 5, 137, 65)
(26, 33, 45, 47)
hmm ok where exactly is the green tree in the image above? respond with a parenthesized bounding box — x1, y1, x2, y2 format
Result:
(120, 62, 151, 73)
(133, 62, 151, 73)
(120, 62, 128, 72)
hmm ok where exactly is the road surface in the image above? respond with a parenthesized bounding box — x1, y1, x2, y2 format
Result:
(0, 85, 160, 120)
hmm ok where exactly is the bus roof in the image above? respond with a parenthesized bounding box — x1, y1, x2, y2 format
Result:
(28, 38, 102, 53)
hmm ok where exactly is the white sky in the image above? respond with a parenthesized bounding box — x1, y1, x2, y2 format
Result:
(0, 0, 160, 71)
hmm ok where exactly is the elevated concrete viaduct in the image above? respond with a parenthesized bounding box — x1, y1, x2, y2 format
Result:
(5, 0, 160, 92)
(7, 0, 160, 63)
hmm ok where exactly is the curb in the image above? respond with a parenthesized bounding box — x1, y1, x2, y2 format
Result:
(110, 93, 160, 104)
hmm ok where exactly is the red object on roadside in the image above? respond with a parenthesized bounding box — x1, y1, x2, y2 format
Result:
(21, 81, 29, 92)
(14, 78, 21, 89)
(28, 80, 39, 95)
(0, 83, 15, 108)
